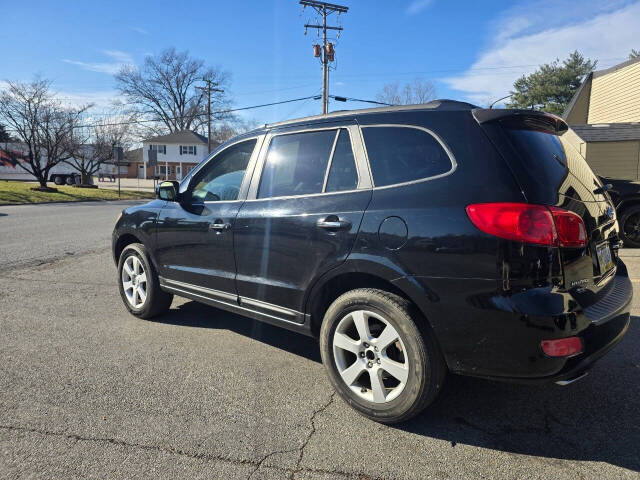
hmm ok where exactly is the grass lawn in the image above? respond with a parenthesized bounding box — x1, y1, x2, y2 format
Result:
(0, 181, 154, 205)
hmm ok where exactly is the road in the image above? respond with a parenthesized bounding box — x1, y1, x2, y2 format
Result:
(0, 200, 142, 271)
(1, 202, 639, 479)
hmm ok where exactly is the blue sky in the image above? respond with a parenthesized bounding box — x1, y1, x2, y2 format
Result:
(2, 0, 639, 125)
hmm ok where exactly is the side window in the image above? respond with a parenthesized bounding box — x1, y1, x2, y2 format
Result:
(362, 126, 453, 187)
(258, 130, 336, 199)
(325, 129, 358, 192)
(191, 139, 256, 202)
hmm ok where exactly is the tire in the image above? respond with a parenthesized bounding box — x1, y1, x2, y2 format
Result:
(65, 175, 74, 185)
(319, 288, 446, 424)
(619, 205, 640, 248)
(53, 175, 63, 185)
(117, 243, 173, 319)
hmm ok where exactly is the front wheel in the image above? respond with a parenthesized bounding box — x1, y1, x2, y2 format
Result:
(620, 205, 640, 248)
(117, 243, 173, 319)
(319, 288, 446, 424)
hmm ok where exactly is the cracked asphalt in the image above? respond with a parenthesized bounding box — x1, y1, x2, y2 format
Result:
(1, 201, 639, 479)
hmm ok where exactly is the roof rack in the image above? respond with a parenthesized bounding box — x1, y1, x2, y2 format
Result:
(263, 99, 479, 129)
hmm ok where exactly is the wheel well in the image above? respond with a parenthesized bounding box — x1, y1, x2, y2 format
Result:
(308, 272, 412, 337)
(114, 233, 141, 263)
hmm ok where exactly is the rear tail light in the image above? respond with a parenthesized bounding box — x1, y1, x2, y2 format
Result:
(548, 207, 587, 247)
(541, 337, 583, 357)
(465, 203, 587, 248)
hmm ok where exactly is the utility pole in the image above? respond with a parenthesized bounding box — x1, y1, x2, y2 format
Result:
(196, 80, 224, 153)
(300, 0, 348, 115)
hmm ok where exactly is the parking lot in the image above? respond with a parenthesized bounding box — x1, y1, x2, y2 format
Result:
(1, 201, 639, 479)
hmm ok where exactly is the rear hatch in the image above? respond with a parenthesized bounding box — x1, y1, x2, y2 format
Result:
(473, 109, 619, 302)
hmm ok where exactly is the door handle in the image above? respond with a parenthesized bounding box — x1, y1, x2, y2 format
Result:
(317, 216, 351, 230)
(209, 220, 231, 231)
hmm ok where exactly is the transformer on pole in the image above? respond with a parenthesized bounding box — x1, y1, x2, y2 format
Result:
(300, 0, 348, 115)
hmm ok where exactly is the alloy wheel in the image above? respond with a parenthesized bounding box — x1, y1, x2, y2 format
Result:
(121, 255, 147, 308)
(332, 310, 409, 403)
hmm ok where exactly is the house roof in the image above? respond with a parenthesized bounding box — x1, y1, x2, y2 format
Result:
(144, 130, 208, 144)
(563, 56, 640, 121)
(570, 123, 640, 142)
(592, 56, 640, 78)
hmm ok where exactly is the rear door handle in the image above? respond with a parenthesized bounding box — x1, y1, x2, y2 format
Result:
(210, 219, 231, 231)
(317, 216, 351, 230)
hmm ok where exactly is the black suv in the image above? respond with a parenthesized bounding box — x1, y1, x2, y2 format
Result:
(113, 101, 632, 423)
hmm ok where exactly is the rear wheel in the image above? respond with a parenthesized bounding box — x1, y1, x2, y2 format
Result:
(117, 243, 173, 319)
(620, 205, 640, 248)
(65, 175, 75, 185)
(320, 288, 446, 424)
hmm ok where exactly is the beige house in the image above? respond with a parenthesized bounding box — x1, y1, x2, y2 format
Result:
(563, 57, 640, 180)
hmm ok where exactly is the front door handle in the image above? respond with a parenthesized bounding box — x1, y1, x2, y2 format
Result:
(210, 220, 231, 231)
(317, 216, 351, 230)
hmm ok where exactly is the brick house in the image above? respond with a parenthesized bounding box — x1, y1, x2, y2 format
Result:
(124, 130, 218, 180)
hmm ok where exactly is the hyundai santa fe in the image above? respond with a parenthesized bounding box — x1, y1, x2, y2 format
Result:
(113, 100, 632, 423)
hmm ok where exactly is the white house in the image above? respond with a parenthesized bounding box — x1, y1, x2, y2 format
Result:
(132, 130, 215, 181)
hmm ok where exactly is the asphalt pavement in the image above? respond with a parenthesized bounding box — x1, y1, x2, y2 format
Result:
(1, 201, 639, 479)
(0, 200, 143, 271)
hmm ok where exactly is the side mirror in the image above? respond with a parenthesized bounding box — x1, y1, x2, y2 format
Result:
(157, 181, 179, 201)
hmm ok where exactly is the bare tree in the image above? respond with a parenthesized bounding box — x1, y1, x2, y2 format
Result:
(0, 79, 88, 189)
(65, 110, 138, 185)
(115, 48, 231, 135)
(375, 78, 436, 105)
(208, 117, 260, 145)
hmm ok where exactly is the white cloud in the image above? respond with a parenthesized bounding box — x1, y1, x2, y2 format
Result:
(444, 1, 640, 106)
(130, 26, 148, 35)
(56, 90, 122, 109)
(406, 0, 433, 15)
(62, 50, 133, 75)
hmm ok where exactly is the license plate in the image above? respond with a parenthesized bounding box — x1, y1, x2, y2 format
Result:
(596, 241, 614, 274)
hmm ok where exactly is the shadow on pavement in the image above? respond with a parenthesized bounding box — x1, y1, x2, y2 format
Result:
(151, 300, 322, 363)
(153, 302, 639, 472)
(401, 315, 640, 473)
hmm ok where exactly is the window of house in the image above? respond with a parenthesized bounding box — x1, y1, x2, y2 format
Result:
(180, 145, 196, 155)
(258, 130, 336, 199)
(190, 139, 256, 202)
(324, 129, 358, 192)
(361, 126, 453, 187)
(149, 144, 166, 154)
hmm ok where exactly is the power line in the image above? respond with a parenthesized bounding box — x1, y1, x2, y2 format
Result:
(330, 95, 394, 106)
(71, 95, 322, 129)
(1, 95, 323, 133)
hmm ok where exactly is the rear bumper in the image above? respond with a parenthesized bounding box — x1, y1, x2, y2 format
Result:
(407, 259, 633, 382)
(466, 266, 633, 385)
(479, 309, 631, 385)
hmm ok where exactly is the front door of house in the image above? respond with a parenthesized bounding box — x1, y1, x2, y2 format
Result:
(138, 164, 145, 179)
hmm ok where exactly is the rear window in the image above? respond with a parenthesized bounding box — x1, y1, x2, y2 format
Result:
(501, 124, 568, 188)
(362, 126, 453, 187)
(258, 130, 335, 199)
